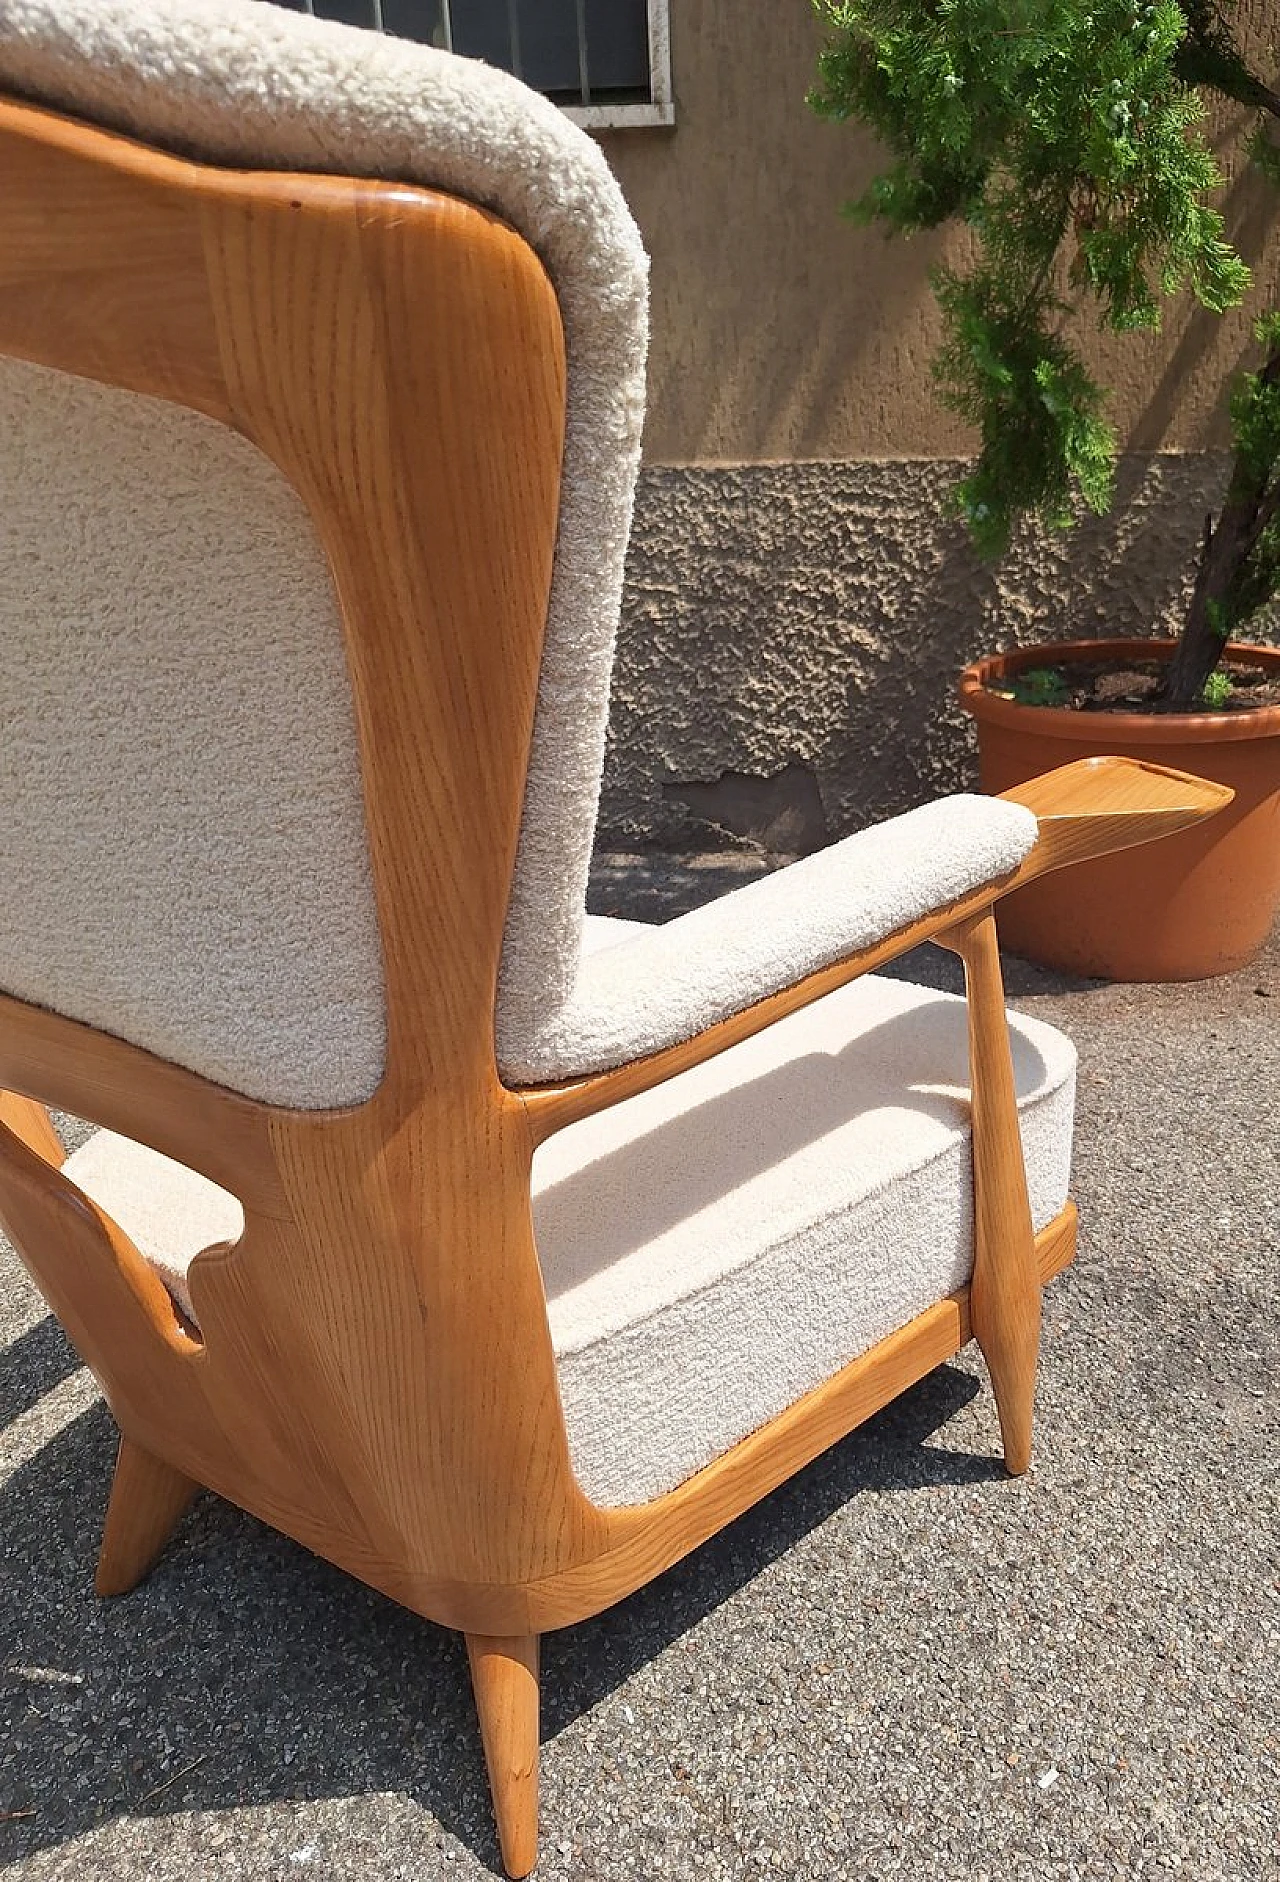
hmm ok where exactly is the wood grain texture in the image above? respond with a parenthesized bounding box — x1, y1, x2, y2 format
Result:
(466, 1634, 540, 1878)
(938, 910, 1041, 1475)
(0, 1091, 64, 1167)
(0, 988, 287, 1215)
(0, 96, 594, 1627)
(96, 1436, 199, 1596)
(999, 755, 1234, 880)
(0, 103, 227, 418)
(0, 92, 1192, 1878)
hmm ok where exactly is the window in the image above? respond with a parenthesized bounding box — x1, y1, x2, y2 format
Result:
(276, 1, 673, 127)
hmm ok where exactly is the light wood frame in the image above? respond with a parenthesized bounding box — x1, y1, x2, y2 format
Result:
(0, 97, 1232, 1878)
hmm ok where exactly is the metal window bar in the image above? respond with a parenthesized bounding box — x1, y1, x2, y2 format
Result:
(575, 0, 591, 106)
(505, 0, 522, 82)
(283, 0, 659, 113)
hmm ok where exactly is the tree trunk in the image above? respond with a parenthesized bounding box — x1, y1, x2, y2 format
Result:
(1161, 339, 1280, 711)
(1162, 512, 1244, 708)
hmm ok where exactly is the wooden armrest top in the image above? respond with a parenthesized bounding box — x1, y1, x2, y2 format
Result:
(997, 755, 1233, 880)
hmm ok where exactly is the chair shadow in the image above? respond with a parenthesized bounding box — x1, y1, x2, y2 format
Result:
(0, 1347, 996, 1874)
(0, 1312, 83, 1425)
(533, 988, 1054, 1294)
(877, 939, 1103, 1003)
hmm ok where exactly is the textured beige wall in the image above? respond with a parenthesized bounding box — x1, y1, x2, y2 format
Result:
(600, 0, 1280, 467)
(597, 455, 1239, 850)
(594, 4, 1279, 853)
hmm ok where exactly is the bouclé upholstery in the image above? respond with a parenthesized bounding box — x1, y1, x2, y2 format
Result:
(3, 0, 1077, 1512)
(64, 919, 1077, 1504)
(0, 0, 1044, 1097)
(0, 0, 647, 1102)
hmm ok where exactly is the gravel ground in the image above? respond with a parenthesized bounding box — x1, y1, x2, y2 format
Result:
(1, 857, 1277, 1881)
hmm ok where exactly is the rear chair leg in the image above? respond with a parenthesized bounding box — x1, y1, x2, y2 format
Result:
(465, 1632, 540, 1878)
(96, 1434, 198, 1596)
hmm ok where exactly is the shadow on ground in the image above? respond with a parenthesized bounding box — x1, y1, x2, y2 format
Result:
(0, 1341, 994, 1875)
(4, 878, 1276, 1880)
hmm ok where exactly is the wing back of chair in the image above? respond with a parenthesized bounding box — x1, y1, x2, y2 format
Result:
(0, 0, 649, 1105)
(0, 0, 645, 1618)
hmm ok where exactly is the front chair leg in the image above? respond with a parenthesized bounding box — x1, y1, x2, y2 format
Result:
(96, 1434, 198, 1596)
(941, 908, 1043, 1475)
(466, 1632, 540, 1878)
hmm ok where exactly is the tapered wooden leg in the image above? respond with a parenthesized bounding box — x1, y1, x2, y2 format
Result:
(466, 1632, 540, 1879)
(941, 909, 1042, 1475)
(95, 1435, 198, 1596)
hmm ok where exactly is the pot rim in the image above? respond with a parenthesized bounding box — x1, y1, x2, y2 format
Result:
(959, 637, 1280, 745)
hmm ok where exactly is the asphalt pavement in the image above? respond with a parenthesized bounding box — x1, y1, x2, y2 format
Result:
(1, 857, 1276, 1880)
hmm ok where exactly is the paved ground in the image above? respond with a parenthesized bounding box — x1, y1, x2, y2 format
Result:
(1, 859, 1277, 1881)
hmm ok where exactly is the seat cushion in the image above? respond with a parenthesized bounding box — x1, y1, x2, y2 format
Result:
(61, 1125, 245, 1319)
(62, 919, 1076, 1509)
(538, 919, 1075, 1504)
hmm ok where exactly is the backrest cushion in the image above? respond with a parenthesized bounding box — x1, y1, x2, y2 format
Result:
(0, 355, 387, 1106)
(0, 0, 648, 1105)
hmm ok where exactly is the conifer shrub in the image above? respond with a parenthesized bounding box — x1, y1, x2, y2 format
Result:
(810, 1, 1280, 707)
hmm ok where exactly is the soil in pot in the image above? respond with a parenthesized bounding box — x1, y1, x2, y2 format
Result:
(960, 639, 1280, 981)
(991, 656, 1280, 716)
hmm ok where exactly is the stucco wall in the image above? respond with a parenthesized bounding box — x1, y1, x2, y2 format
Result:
(591, 3, 1279, 853)
(597, 455, 1233, 851)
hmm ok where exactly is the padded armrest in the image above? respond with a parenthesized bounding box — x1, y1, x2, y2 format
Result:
(514, 755, 1232, 1135)
(500, 793, 1038, 1084)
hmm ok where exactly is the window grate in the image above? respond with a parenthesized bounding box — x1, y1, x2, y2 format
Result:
(273, 0, 672, 123)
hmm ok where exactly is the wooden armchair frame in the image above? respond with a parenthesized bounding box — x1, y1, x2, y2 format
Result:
(0, 98, 1231, 1877)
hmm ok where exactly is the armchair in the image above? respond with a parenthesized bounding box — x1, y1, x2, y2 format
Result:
(0, 1, 1230, 1872)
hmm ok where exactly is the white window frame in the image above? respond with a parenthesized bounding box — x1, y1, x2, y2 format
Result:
(562, 0, 673, 130)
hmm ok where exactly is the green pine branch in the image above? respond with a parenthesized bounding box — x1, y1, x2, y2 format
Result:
(810, 0, 1272, 589)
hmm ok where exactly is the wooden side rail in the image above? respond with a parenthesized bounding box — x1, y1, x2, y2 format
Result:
(0, 1092, 65, 1167)
(0, 990, 291, 1217)
(518, 755, 1232, 1140)
(0, 1110, 199, 1363)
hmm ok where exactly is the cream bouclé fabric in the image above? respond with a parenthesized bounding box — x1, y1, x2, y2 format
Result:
(62, 919, 1077, 1507)
(505, 794, 1038, 1080)
(0, 0, 648, 1103)
(541, 924, 1076, 1503)
(0, 356, 389, 1102)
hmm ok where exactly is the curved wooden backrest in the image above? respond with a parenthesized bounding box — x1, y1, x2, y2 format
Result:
(0, 94, 616, 1623)
(0, 93, 568, 1095)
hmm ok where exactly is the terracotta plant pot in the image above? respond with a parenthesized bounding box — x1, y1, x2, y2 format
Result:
(959, 638, 1280, 980)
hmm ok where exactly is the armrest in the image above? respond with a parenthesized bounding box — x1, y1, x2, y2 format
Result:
(516, 755, 1231, 1140)
(507, 792, 1038, 1088)
(997, 755, 1233, 879)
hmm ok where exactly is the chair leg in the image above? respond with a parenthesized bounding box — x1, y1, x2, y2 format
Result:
(95, 1435, 198, 1596)
(465, 1632, 540, 1879)
(944, 909, 1043, 1476)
